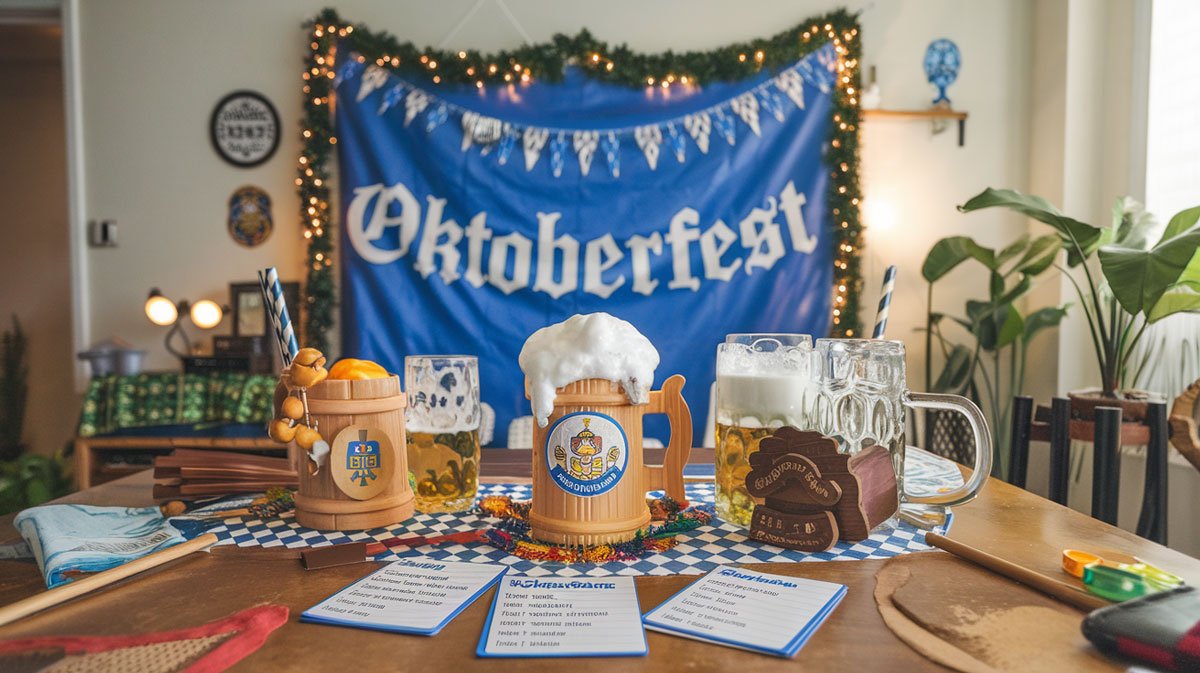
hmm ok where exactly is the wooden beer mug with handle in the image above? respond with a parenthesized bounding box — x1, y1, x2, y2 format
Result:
(528, 375, 692, 546)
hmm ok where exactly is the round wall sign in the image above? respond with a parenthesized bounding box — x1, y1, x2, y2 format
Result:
(331, 426, 394, 500)
(210, 90, 280, 167)
(544, 411, 629, 497)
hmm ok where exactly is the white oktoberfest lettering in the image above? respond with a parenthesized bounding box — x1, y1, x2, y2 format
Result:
(345, 179, 818, 297)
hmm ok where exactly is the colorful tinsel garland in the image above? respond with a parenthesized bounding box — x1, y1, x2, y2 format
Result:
(472, 495, 713, 563)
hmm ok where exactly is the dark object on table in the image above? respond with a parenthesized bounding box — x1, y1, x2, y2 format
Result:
(301, 542, 368, 570)
(153, 449, 297, 500)
(1083, 586, 1200, 671)
(183, 354, 272, 375)
(750, 427, 898, 541)
(748, 507, 838, 552)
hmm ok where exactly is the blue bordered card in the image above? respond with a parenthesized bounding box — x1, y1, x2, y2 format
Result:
(477, 575, 648, 658)
(301, 557, 507, 636)
(642, 566, 845, 658)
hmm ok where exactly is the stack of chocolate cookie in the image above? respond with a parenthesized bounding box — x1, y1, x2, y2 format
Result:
(744, 427, 898, 552)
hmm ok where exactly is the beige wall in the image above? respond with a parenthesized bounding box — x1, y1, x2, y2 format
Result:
(74, 0, 1040, 402)
(0, 23, 75, 457)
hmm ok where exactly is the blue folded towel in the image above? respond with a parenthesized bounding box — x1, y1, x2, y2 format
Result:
(13, 504, 187, 588)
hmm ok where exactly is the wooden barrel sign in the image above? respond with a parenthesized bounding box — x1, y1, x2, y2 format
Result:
(292, 375, 414, 530)
(528, 376, 692, 546)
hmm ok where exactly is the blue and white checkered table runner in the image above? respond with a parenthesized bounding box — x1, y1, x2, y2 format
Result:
(203, 448, 962, 577)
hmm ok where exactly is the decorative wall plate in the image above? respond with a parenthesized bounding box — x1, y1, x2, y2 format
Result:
(227, 185, 273, 247)
(210, 90, 280, 167)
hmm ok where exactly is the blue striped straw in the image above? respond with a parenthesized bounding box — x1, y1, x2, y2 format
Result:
(873, 265, 897, 339)
(259, 268, 299, 365)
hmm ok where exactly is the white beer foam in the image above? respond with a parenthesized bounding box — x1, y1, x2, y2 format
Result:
(519, 312, 659, 428)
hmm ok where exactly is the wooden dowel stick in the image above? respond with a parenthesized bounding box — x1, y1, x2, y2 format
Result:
(924, 532, 1109, 612)
(0, 533, 219, 627)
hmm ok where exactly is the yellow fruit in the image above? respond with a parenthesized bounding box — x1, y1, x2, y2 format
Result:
(281, 396, 305, 421)
(295, 424, 322, 451)
(269, 419, 297, 443)
(328, 358, 390, 380)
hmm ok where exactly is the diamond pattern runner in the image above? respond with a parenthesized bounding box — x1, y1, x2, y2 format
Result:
(205, 448, 961, 577)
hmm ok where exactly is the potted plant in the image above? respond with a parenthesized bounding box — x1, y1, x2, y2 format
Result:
(0, 316, 28, 462)
(921, 233, 1068, 477)
(958, 188, 1200, 419)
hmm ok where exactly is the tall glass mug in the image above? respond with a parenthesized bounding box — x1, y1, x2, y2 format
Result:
(405, 356, 482, 513)
(714, 334, 814, 527)
(810, 339, 992, 507)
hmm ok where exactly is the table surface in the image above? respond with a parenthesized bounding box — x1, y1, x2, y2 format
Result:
(2, 448, 1196, 672)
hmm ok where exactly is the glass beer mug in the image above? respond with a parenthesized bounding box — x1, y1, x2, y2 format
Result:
(810, 338, 992, 508)
(404, 355, 482, 513)
(714, 334, 814, 527)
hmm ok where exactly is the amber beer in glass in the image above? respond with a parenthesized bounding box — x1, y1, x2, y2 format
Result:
(714, 334, 813, 527)
(405, 356, 481, 513)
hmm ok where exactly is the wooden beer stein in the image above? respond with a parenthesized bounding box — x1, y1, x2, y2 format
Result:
(528, 375, 692, 545)
(288, 375, 415, 530)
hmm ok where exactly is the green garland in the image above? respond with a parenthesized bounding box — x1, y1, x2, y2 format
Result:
(299, 8, 864, 351)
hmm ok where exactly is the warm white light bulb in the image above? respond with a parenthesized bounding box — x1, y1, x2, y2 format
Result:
(145, 295, 178, 326)
(189, 300, 223, 329)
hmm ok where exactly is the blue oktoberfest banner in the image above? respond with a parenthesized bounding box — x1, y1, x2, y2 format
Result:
(335, 44, 835, 443)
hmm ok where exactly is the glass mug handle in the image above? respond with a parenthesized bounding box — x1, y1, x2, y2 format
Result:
(902, 391, 993, 507)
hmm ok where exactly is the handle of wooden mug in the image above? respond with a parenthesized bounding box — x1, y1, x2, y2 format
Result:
(644, 374, 692, 503)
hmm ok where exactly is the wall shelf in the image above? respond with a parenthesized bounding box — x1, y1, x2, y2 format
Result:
(861, 108, 969, 146)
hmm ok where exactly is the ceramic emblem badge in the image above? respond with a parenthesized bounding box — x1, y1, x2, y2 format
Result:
(331, 426, 393, 500)
(544, 411, 629, 497)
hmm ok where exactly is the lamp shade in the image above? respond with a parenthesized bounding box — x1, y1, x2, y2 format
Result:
(144, 290, 178, 326)
(189, 299, 224, 329)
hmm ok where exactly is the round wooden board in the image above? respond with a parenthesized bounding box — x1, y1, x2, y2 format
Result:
(874, 553, 1125, 673)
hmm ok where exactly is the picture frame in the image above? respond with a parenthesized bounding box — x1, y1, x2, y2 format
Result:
(230, 281, 301, 342)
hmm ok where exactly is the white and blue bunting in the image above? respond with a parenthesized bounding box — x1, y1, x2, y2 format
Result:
(335, 47, 836, 180)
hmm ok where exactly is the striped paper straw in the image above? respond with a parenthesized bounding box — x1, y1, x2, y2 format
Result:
(873, 265, 897, 339)
(259, 267, 299, 365)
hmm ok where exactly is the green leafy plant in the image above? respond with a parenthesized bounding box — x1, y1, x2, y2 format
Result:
(1, 316, 29, 461)
(0, 450, 71, 515)
(922, 233, 1069, 477)
(959, 189, 1200, 397)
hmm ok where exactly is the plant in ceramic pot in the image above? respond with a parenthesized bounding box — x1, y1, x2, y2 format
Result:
(958, 188, 1200, 419)
(922, 233, 1068, 477)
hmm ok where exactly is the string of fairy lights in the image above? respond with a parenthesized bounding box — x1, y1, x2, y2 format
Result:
(298, 8, 863, 352)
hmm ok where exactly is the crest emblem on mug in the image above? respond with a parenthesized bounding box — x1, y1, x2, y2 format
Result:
(545, 412, 628, 497)
(331, 426, 393, 500)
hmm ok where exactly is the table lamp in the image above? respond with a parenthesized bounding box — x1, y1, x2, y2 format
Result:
(144, 288, 227, 359)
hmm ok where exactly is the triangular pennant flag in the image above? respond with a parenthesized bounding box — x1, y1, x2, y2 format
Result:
(378, 83, 405, 115)
(684, 112, 711, 154)
(357, 65, 389, 102)
(550, 132, 568, 178)
(335, 58, 364, 87)
(713, 108, 737, 146)
(573, 130, 600, 176)
(404, 89, 430, 126)
(424, 103, 448, 132)
(665, 123, 687, 163)
(731, 92, 762, 136)
(523, 128, 549, 171)
(601, 132, 620, 178)
(496, 124, 518, 165)
(774, 69, 806, 110)
(635, 125, 662, 170)
(758, 87, 786, 122)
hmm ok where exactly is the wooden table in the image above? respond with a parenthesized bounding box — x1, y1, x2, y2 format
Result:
(2, 448, 1197, 672)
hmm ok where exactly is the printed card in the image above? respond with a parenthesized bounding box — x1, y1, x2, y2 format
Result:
(477, 575, 647, 658)
(642, 567, 845, 657)
(301, 557, 507, 636)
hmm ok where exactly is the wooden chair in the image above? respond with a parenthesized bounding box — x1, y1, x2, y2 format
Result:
(1008, 396, 1170, 544)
